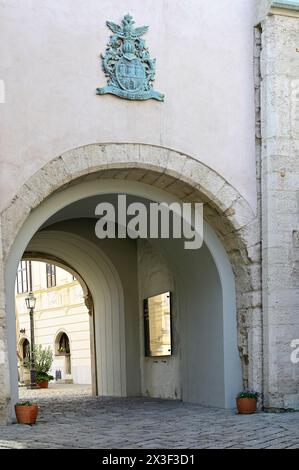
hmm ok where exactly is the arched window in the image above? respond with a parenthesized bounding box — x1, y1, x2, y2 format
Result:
(55, 332, 70, 355)
(18, 338, 30, 363)
(55, 332, 71, 376)
(22, 338, 30, 360)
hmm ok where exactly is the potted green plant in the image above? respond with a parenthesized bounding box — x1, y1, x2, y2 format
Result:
(236, 390, 259, 414)
(36, 371, 55, 389)
(15, 401, 38, 425)
(24, 345, 54, 389)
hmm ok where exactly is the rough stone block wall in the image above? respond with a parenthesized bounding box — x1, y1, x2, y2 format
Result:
(0, 222, 11, 424)
(261, 13, 299, 409)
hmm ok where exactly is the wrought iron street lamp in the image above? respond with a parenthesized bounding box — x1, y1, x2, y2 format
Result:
(25, 292, 38, 389)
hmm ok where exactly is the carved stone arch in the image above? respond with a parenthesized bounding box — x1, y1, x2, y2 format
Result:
(1, 143, 256, 261)
(0, 143, 262, 423)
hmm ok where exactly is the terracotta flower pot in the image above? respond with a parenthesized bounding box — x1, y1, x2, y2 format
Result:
(236, 397, 257, 414)
(37, 380, 49, 389)
(15, 404, 38, 425)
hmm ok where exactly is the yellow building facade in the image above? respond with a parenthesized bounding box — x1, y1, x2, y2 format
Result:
(15, 261, 91, 386)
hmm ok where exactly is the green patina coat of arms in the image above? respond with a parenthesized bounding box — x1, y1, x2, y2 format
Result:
(97, 14, 164, 101)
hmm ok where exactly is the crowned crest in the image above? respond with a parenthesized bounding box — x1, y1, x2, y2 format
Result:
(96, 14, 164, 101)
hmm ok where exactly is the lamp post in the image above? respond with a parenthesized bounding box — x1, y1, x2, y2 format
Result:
(25, 292, 38, 389)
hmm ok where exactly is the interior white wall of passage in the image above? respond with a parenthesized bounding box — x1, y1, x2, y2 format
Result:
(0, 0, 256, 210)
(142, 218, 242, 408)
(5, 178, 241, 409)
(137, 239, 181, 400)
(48, 193, 241, 407)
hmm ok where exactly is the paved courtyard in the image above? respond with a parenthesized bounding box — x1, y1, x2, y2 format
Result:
(0, 385, 299, 449)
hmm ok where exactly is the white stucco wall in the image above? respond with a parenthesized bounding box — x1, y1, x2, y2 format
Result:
(0, 0, 256, 210)
(138, 239, 181, 400)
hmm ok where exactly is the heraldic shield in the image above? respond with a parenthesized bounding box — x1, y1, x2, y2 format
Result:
(116, 57, 146, 93)
(97, 14, 164, 101)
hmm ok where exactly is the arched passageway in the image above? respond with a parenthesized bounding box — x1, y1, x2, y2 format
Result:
(21, 233, 127, 401)
(0, 144, 261, 422)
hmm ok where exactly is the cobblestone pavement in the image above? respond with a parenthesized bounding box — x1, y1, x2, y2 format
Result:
(0, 385, 299, 449)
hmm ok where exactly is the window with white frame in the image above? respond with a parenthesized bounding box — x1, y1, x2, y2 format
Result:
(46, 264, 56, 288)
(16, 260, 31, 294)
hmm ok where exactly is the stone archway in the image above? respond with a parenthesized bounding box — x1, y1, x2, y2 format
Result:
(0, 143, 261, 424)
(23, 230, 127, 400)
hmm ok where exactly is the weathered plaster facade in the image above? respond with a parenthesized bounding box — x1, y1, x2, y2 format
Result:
(16, 261, 92, 385)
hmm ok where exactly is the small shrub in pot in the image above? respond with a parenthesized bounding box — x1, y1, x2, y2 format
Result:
(236, 390, 259, 414)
